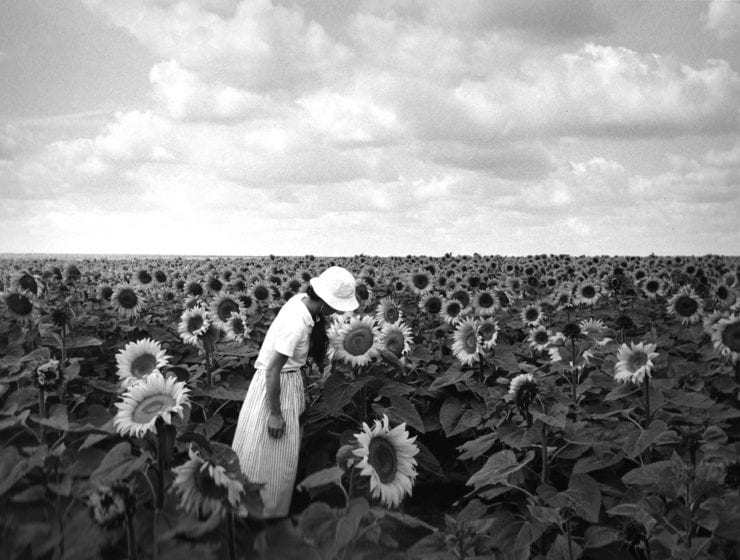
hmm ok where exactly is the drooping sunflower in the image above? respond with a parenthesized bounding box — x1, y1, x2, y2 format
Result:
(223, 312, 251, 343)
(477, 318, 499, 351)
(379, 320, 413, 360)
(520, 303, 544, 326)
(451, 318, 480, 366)
(172, 446, 247, 518)
(111, 285, 145, 319)
(472, 289, 498, 318)
(666, 285, 704, 325)
(527, 325, 552, 352)
(579, 318, 610, 345)
(11, 271, 39, 297)
(88, 483, 135, 528)
(209, 294, 244, 328)
(114, 371, 189, 438)
(178, 307, 211, 346)
(331, 315, 382, 367)
(712, 315, 740, 363)
(2, 288, 37, 323)
(116, 338, 170, 388)
(440, 298, 465, 325)
(353, 415, 419, 509)
(507, 373, 538, 410)
(614, 342, 659, 384)
(408, 270, 433, 296)
(374, 297, 403, 326)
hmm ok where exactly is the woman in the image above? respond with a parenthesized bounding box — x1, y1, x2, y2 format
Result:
(232, 266, 359, 519)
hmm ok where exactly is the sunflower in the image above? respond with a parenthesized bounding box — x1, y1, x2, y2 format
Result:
(641, 276, 665, 299)
(233, 291, 257, 315)
(472, 290, 498, 318)
(614, 342, 659, 384)
(374, 297, 403, 326)
(575, 280, 601, 306)
(11, 271, 39, 297)
(667, 285, 704, 325)
(114, 371, 189, 438)
(711, 315, 740, 363)
(116, 338, 170, 388)
(712, 282, 737, 308)
(449, 288, 471, 309)
(88, 483, 135, 528)
(172, 447, 247, 518)
(409, 270, 433, 296)
(579, 318, 610, 345)
(520, 303, 544, 326)
(379, 320, 413, 359)
(419, 293, 444, 315)
(206, 276, 224, 295)
(35, 359, 62, 391)
(111, 285, 145, 319)
(353, 415, 419, 509)
(551, 285, 575, 311)
(178, 307, 211, 346)
(249, 280, 273, 306)
(331, 315, 381, 367)
(507, 373, 538, 410)
(355, 281, 374, 309)
(223, 312, 251, 343)
(2, 288, 37, 323)
(187, 281, 204, 297)
(527, 325, 552, 352)
(451, 318, 480, 366)
(703, 310, 727, 337)
(209, 294, 244, 328)
(135, 269, 153, 288)
(440, 298, 465, 325)
(96, 284, 113, 301)
(478, 318, 499, 351)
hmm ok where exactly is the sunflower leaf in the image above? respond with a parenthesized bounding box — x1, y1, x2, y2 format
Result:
(384, 395, 425, 433)
(90, 442, 151, 486)
(467, 449, 534, 490)
(296, 466, 344, 493)
(64, 336, 103, 349)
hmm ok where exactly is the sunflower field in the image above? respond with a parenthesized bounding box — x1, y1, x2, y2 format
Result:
(1, 254, 739, 560)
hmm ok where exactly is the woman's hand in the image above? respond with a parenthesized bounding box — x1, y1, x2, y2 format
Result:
(267, 411, 286, 439)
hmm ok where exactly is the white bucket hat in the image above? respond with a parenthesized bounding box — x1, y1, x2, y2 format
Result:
(310, 266, 359, 312)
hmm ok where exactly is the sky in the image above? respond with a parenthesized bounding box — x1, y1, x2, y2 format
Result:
(1, 0, 739, 257)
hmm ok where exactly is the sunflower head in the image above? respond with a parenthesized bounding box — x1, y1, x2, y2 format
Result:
(35, 359, 62, 391)
(508, 373, 538, 411)
(88, 483, 135, 528)
(332, 315, 381, 367)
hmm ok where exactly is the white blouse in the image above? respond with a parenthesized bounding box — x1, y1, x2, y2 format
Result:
(253, 293, 315, 371)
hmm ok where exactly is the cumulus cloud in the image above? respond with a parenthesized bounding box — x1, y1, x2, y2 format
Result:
(705, 0, 740, 40)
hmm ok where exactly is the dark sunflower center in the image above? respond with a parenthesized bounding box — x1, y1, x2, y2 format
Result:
(137, 271, 152, 284)
(368, 436, 397, 484)
(100, 286, 113, 300)
(343, 326, 374, 356)
(7, 293, 33, 315)
(18, 274, 38, 294)
(462, 329, 478, 353)
(675, 295, 699, 317)
(217, 299, 239, 321)
(497, 291, 510, 308)
(524, 308, 539, 322)
(209, 278, 223, 291)
(412, 273, 429, 290)
(155, 271, 167, 283)
(534, 330, 549, 344)
(627, 351, 648, 372)
(238, 295, 253, 308)
(253, 285, 270, 301)
(581, 285, 596, 298)
(117, 289, 138, 309)
(132, 395, 175, 424)
(357, 285, 370, 300)
(383, 307, 399, 323)
(385, 332, 405, 357)
(425, 297, 442, 314)
(446, 302, 461, 317)
(187, 315, 204, 333)
(231, 317, 245, 335)
(479, 323, 496, 342)
(646, 280, 660, 293)
(722, 322, 740, 352)
(194, 464, 229, 500)
(452, 290, 470, 307)
(188, 283, 203, 296)
(131, 353, 158, 377)
(717, 286, 729, 300)
(478, 293, 494, 308)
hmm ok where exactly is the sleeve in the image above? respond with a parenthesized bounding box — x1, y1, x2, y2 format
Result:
(271, 307, 306, 358)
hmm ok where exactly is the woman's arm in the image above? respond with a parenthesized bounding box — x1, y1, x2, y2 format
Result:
(264, 349, 290, 438)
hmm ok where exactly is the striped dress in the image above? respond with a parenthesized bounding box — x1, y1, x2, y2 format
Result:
(232, 294, 313, 518)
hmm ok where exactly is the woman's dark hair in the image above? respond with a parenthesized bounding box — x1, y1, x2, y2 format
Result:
(306, 285, 329, 371)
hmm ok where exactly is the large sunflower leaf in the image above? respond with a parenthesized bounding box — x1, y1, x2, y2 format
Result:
(90, 442, 151, 486)
(384, 395, 425, 433)
(467, 449, 534, 490)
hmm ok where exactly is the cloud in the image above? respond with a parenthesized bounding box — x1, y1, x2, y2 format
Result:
(454, 43, 740, 138)
(705, 0, 740, 40)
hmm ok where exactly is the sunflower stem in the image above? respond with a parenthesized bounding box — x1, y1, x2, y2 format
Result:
(227, 511, 237, 560)
(540, 423, 549, 484)
(155, 429, 167, 509)
(734, 361, 740, 384)
(125, 509, 137, 560)
(38, 390, 46, 440)
(643, 375, 651, 428)
(566, 518, 574, 560)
